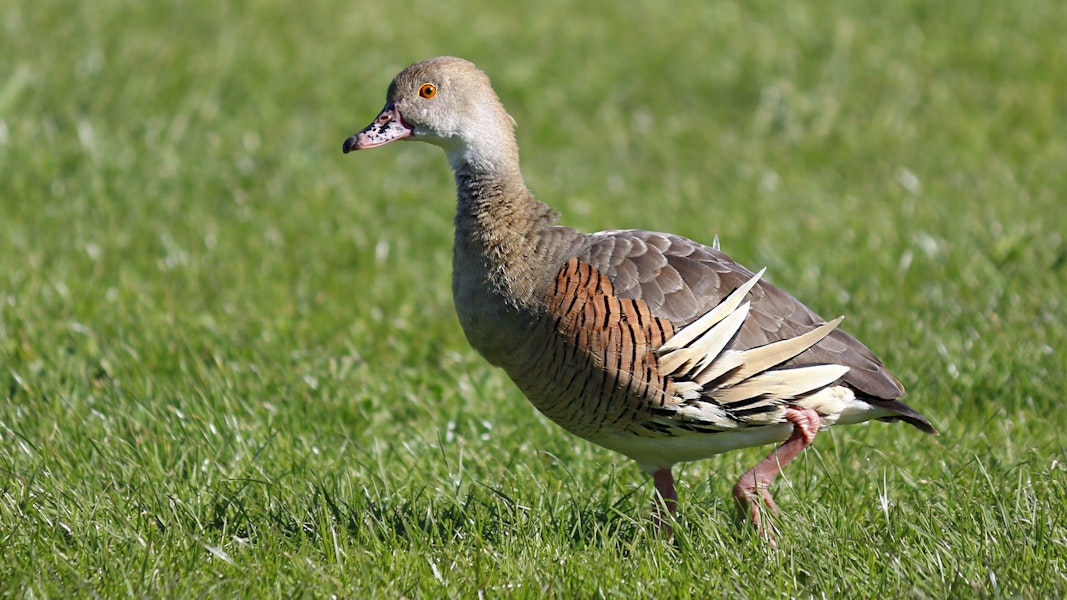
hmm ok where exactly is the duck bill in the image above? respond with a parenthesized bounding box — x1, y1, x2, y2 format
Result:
(342, 103, 412, 153)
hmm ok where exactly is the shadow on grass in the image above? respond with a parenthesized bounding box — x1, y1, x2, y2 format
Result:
(177, 472, 656, 552)
(314, 481, 650, 548)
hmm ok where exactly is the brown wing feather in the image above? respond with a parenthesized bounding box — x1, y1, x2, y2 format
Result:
(574, 230, 906, 401)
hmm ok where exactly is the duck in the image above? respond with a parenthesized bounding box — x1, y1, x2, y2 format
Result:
(342, 56, 936, 539)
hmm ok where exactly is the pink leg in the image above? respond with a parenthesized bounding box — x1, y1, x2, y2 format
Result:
(651, 467, 677, 536)
(732, 407, 820, 542)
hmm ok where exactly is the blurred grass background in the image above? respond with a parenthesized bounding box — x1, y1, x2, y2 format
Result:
(1, 0, 1065, 597)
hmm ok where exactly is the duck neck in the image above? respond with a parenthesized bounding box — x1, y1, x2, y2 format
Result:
(451, 158, 559, 305)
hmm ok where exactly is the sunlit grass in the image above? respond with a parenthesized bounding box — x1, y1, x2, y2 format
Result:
(2, 0, 1065, 596)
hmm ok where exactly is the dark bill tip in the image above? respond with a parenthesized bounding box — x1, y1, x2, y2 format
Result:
(342, 135, 359, 154)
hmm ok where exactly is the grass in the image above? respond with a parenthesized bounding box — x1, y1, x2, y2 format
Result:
(2, 0, 1065, 596)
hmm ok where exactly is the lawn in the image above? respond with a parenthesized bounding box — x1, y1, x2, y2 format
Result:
(2, 0, 1065, 597)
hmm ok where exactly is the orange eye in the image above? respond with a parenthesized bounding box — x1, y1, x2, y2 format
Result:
(418, 83, 437, 99)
